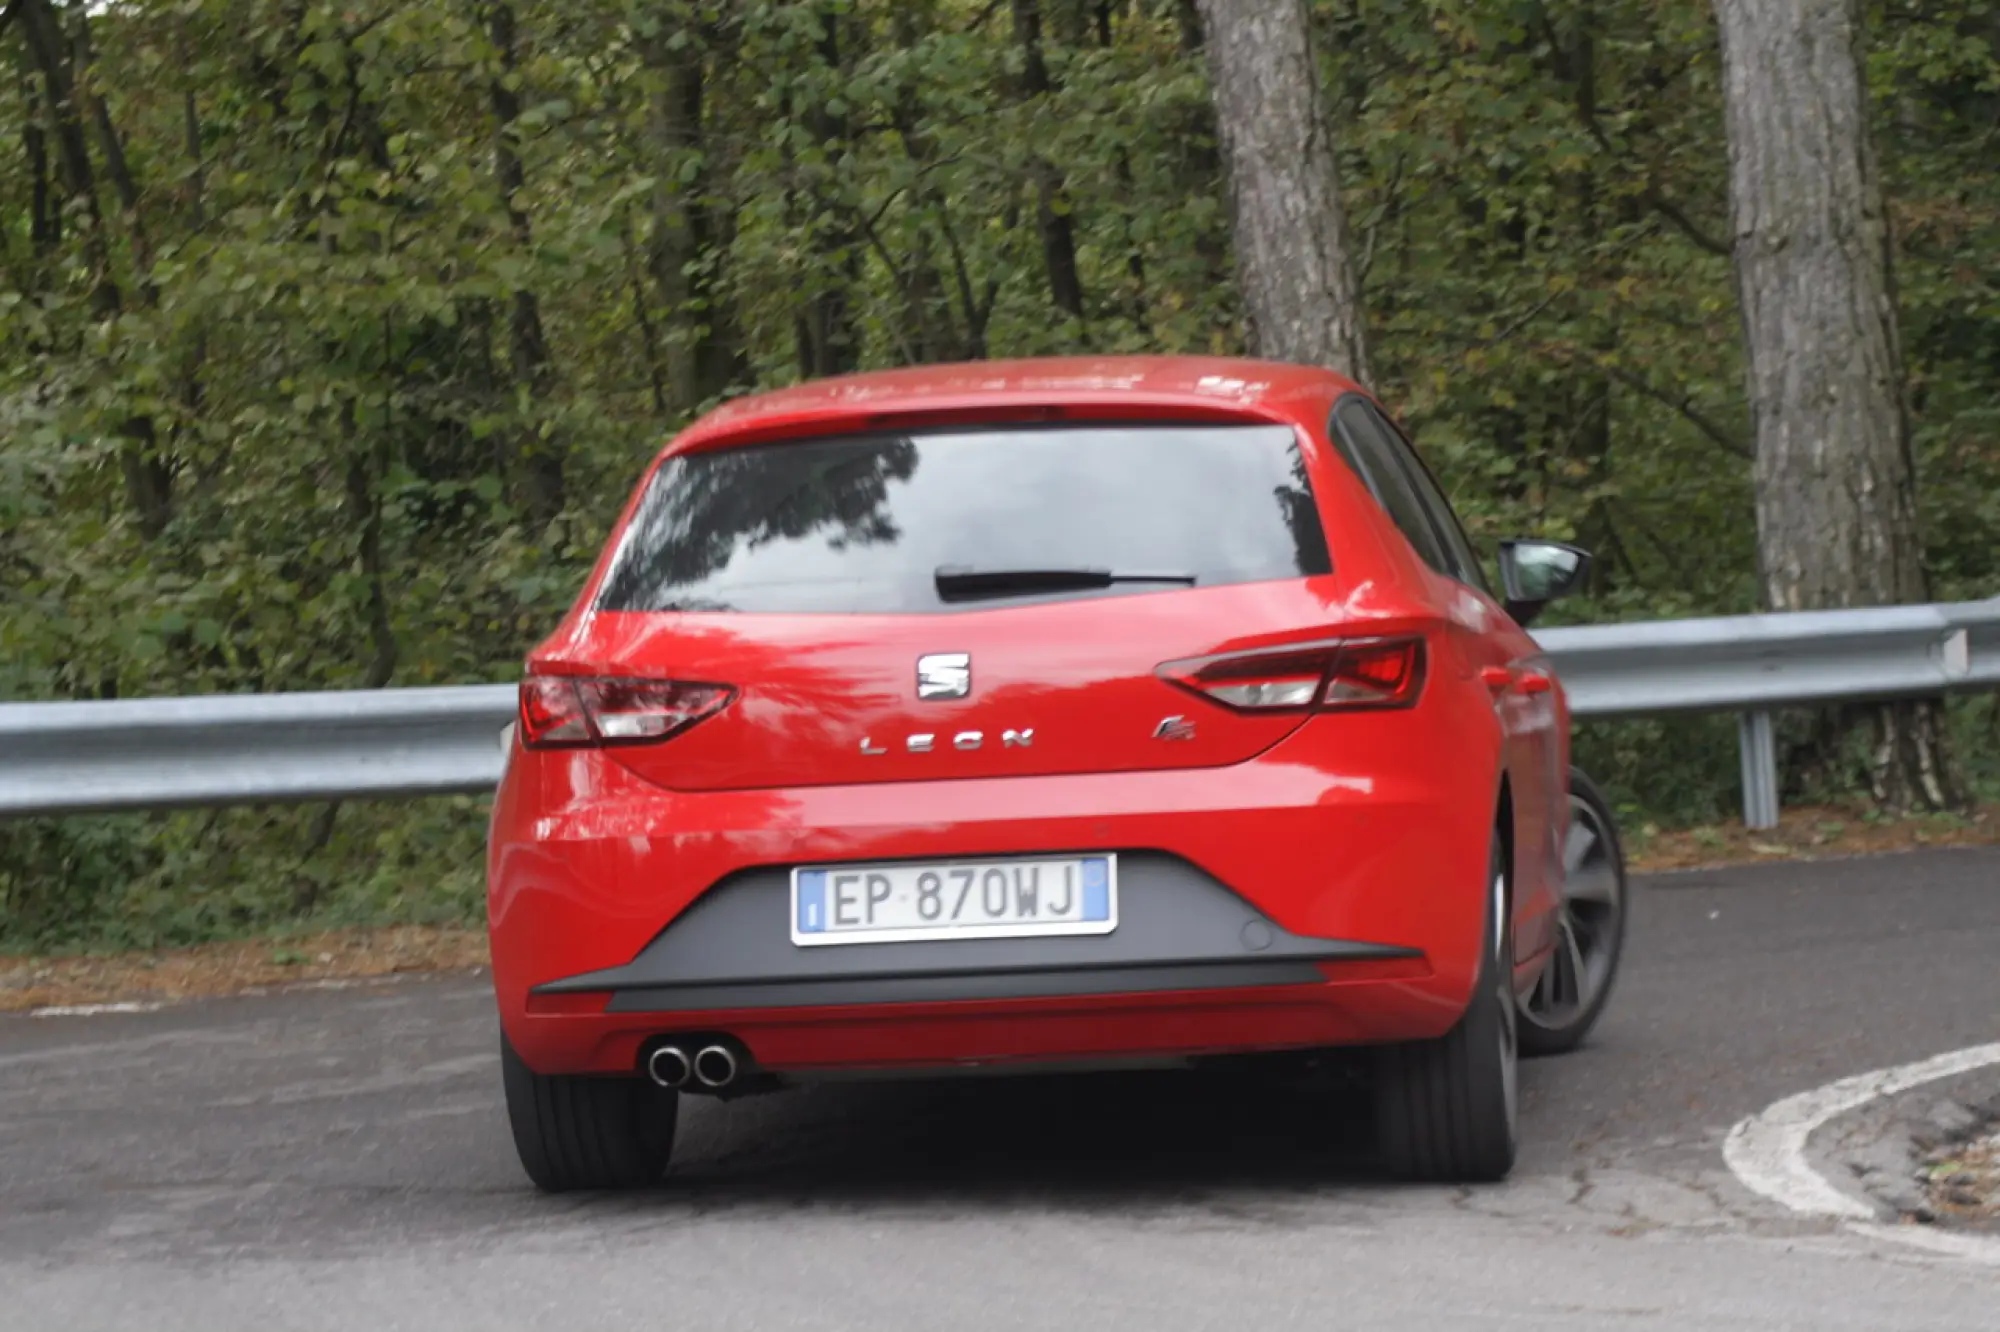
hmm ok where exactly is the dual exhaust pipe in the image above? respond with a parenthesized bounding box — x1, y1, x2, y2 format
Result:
(645, 1041, 741, 1092)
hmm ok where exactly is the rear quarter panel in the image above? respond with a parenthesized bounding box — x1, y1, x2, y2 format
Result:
(1295, 398, 1559, 970)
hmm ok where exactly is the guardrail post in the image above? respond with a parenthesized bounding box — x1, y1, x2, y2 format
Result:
(1738, 710, 1779, 830)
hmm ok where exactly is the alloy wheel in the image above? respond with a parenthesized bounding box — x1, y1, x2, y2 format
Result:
(1520, 789, 1624, 1034)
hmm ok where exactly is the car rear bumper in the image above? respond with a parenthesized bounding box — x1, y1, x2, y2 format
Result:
(514, 974, 1462, 1079)
(489, 711, 1500, 1076)
(534, 852, 1420, 1009)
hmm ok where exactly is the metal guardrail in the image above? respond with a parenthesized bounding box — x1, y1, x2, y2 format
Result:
(1, 597, 1994, 830)
(1538, 600, 2000, 714)
(1538, 598, 1999, 827)
(0, 685, 515, 818)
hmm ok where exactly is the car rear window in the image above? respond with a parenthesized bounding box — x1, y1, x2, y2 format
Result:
(596, 423, 1332, 614)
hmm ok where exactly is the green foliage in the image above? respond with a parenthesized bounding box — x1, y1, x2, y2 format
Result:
(1950, 697, 2000, 803)
(1, 0, 1994, 950)
(0, 800, 488, 953)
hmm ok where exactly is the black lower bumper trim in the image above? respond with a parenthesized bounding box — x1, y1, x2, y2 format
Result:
(535, 851, 1422, 1015)
(604, 957, 1353, 1013)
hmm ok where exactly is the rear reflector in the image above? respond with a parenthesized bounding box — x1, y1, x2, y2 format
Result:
(1160, 637, 1427, 713)
(518, 676, 735, 749)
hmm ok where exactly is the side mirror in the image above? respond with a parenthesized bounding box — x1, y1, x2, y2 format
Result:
(1497, 539, 1591, 627)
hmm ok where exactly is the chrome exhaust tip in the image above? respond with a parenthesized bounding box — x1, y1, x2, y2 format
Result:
(694, 1044, 739, 1090)
(646, 1044, 692, 1090)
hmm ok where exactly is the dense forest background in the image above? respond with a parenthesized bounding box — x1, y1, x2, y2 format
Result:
(2, 0, 1996, 950)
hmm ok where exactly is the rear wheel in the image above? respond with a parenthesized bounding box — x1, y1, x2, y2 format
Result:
(501, 1033, 678, 1192)
(1517, 767, 1627, 1056)
(1374, 832, 1518, 1183)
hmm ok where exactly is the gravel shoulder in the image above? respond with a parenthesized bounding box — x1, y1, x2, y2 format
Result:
(1925, 1128, 2000, 1233)
(0, 925, 488, 1013)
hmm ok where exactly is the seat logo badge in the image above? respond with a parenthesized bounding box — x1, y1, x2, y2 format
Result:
(916, 652, 971, 699)
(1153, 715, 1197, 742)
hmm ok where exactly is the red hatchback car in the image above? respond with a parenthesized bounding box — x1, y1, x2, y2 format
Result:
(488, 356, 1627, 1190)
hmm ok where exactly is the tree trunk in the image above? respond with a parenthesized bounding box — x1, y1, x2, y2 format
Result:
(19, 46, 59, 264)
(1175, 0, 1203, 53)
(638, 13, 747, 414)
(175, 24, 212, 485)
(1167, 5, 1230, 306)
(1112, 148, 1151, 334)
(15, 0, 173, 538)
(297, 421, 401, 916)
(1711, 0, 1962, 811)
(621, 210, 670, 417)
(1011, 0, 1086, 325)
(484, 0, 564, 527)
(881, 5, 986, 362)
(794, 6, 862, 379)
(72, 4, 156, 289)
(1192, 0, 1370, 384)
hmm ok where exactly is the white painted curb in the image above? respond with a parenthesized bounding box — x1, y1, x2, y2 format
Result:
(1724, 1040, 2000, 1264)
(27, 1001, 165, 1018)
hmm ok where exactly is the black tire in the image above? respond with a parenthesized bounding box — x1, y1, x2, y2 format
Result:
(1374, 831, 1519, 1183)
(1517, 767, 1628, 1057)
(501, 1033, 678, 1193)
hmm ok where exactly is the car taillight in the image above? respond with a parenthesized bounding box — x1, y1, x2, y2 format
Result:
(1159, 637, 1427, 713)
(1323, 638, 1426, 707)
(517, 676, 735, 749)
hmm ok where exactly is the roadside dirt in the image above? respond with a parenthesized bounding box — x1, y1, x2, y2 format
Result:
(0, 925, 488, 1014)
(3, 802, 1994, 1013)
(1624, 800, 1998, 872)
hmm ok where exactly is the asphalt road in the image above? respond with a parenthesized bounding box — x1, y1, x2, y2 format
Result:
(4, 848, 1998, 1330)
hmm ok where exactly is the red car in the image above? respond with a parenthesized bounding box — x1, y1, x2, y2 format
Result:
(488, 356, 1627, 1190)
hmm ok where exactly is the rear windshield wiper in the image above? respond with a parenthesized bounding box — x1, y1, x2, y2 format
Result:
(934, 565, 1198, 601)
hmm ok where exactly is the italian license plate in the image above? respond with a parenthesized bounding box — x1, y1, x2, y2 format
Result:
(790, 855, 1117, 946)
